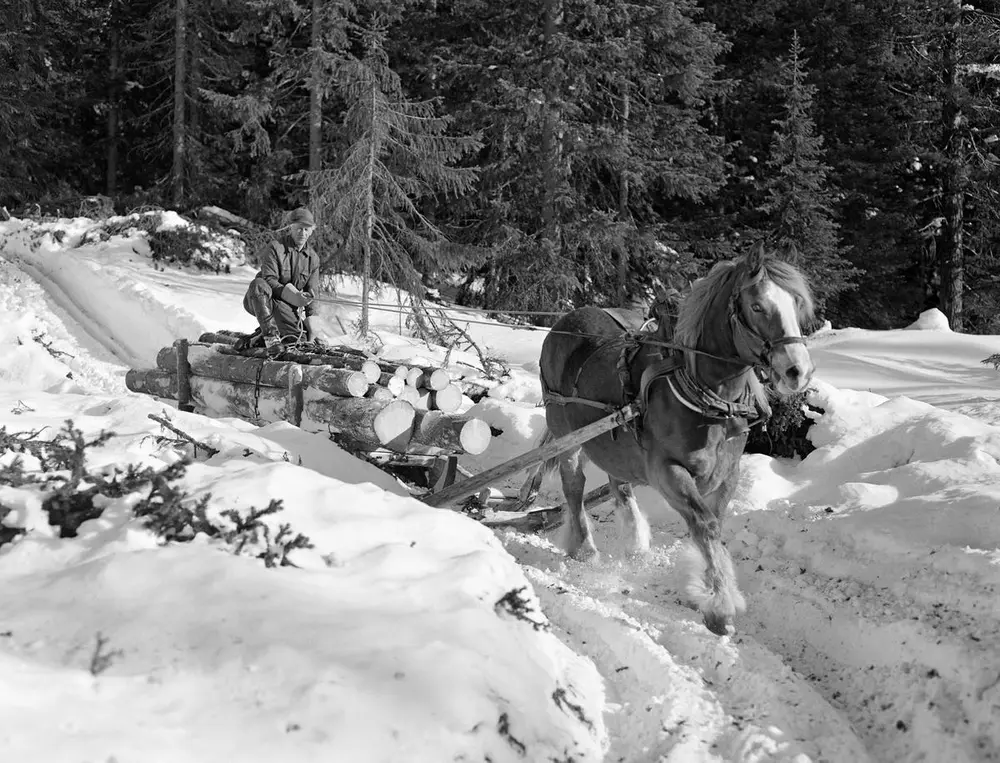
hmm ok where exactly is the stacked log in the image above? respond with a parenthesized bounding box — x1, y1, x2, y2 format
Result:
(126, 336, 500, 458)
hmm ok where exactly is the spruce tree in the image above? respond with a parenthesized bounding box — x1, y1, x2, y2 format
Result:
(308, 16, 481, 335)
(759, 32, 856, 311)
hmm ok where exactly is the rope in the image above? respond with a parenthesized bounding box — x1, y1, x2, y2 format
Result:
(312, 294, 568, 318)
(310, 293, 748, 366)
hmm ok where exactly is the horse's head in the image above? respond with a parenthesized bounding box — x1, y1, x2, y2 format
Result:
(730, 245, 815, 395)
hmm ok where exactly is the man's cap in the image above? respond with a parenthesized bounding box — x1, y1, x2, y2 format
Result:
(287, 207, 315, 227)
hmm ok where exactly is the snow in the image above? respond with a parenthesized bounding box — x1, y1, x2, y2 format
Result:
(3, 213, 1000, 762)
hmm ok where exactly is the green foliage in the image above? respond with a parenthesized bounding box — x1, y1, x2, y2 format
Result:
(745, 389, 819, 460)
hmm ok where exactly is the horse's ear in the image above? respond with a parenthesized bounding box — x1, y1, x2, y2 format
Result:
(746, 241, 767, 273)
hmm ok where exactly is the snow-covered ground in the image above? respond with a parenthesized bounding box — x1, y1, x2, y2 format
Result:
(1, 214, 999, 762)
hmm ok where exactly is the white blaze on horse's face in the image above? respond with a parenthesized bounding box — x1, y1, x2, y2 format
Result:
(755, 280, 815, 395)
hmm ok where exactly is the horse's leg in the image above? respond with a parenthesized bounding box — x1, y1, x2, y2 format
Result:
(558, 448, 599, 562)
(608, 477, 651, 555)
(647, 459, 743, 635)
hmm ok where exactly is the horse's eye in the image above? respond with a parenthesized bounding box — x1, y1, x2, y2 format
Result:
(750, 303, 764, 313)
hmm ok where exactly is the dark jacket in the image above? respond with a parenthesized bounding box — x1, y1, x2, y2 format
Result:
(255, 233, 320, 317)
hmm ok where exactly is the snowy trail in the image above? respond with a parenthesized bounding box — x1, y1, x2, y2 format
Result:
(733, 507, 1000, 763)
(1, 249, 132, 367)
(495, 485, 1000, 763)
(499, 521, 872, 763)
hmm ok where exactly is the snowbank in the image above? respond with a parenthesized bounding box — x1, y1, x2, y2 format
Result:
(0, 389, 607, 762)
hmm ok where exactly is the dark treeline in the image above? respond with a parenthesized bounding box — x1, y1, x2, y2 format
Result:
(2, 0, 999, 332)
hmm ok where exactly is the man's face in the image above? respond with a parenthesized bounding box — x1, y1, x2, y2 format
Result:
(290, 222, 315, 249)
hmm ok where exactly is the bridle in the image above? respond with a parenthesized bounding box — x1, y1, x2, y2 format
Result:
(728, 281, 807, 371)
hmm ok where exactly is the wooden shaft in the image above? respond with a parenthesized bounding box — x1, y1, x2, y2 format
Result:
(422, 404, 639, 508)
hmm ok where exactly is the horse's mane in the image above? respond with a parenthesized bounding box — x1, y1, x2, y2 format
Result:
(673, 255, 815, 351)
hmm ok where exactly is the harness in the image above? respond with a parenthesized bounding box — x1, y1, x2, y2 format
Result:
(542, 298, 807, 443)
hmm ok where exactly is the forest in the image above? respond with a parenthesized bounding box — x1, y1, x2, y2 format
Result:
(2, 0, 999, 333)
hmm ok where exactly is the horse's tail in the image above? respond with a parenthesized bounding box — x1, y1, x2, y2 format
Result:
(517, 425, 560, 506)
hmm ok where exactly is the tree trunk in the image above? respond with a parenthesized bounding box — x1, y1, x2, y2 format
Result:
(939, 0, 966, 331)
(540, 0, 564, 249)
(188, 19, 201, 197)
(171, 0, 187, 208)
(106, 24, 120, 196)
(308, 0, 323, 175)
(617, 61, 631, 306)
(359, 78, 377, 336)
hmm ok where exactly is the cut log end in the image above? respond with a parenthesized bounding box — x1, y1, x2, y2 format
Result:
(458, 418, 492, 455)
(431, 385, 463, 413)
(426, 368, 452, 391)
(360, 360, 382, 384)
(405, 367, 425, 388)
(372, 400, 417, 451)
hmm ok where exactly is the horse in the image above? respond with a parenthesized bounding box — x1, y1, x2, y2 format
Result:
(530, 244, 815, 635)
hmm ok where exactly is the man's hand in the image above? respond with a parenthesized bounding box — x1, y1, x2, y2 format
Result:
(280, 283, 312, 308)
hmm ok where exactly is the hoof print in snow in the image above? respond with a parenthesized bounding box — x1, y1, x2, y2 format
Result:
(495, 586, 549, 631)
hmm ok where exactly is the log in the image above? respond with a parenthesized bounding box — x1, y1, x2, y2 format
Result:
(397, 386, 420, 406)
(305, 366, 370, 397)
(405, 367, 425, 388)
(378, 373, 406, 397)
(186, 344, 370, 396)
(422, 403, 640, 508)
(422, 367, 453, 392)
(155, 345, 177, 372)
(189, 376, 291, 424)
(366, 385, 396, 402)
(300, 393, 416, 452)
(426, 384, 463, 413)
(206, 343, 379, 385)
(197, 330, 241, 345)
(126, 368, 178, 399)
(408, 384, 464, 413)
(408, 411, 493, 456)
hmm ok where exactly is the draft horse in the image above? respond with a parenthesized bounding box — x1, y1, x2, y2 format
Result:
(532, 244, 815, 635)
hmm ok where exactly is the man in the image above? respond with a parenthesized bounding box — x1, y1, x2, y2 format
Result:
(239, 206, 325, 357)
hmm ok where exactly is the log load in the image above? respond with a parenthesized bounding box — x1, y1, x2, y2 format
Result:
(131, 336, 500, 460)
(125, 368, 178, 399)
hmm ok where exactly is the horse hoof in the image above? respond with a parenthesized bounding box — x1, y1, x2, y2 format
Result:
(703, 612, 735, 637)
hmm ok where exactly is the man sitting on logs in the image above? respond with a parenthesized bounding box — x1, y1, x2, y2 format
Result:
(236, 206, 326, 358)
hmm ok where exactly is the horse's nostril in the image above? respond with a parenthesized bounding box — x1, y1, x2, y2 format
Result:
(787, 365, 801, 382)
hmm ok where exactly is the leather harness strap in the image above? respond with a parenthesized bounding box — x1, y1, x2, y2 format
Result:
(541, 308, 776, 440)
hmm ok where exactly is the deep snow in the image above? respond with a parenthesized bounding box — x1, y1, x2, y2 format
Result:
(2, 214, 999, 763)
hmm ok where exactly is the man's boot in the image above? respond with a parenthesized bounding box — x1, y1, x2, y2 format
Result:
(247, 296, 285, 359)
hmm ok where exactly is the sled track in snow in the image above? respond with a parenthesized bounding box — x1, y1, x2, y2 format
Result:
(1, 251, 134, 367)
(503, 508, 1000, 763)
(503, 526, 871, 763)
(732, 510, 1000, 763)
